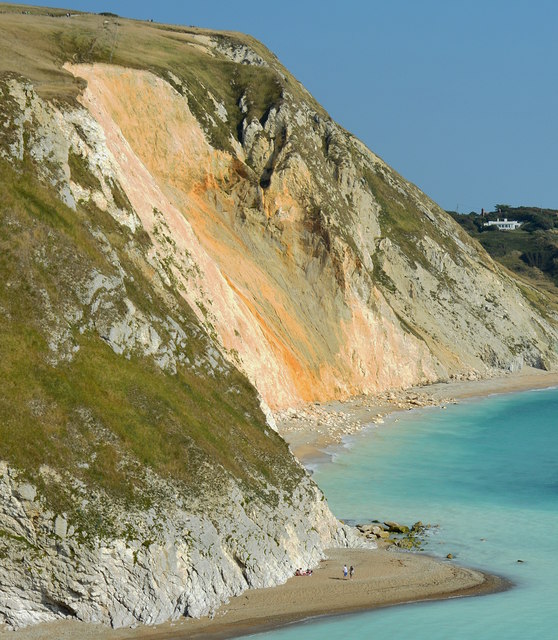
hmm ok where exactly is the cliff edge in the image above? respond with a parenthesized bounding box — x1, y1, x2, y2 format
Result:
(0, 5, 555, 630)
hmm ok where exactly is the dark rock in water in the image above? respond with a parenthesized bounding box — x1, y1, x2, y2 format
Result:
(384, 521, 410, 534)
(411, 520, 423, 531)
(446, 553, 454, 559)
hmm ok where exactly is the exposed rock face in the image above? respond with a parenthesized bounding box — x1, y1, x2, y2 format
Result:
(61, 61, 558, 410)
(0, 462, 366, 630)
(57, 63, 437, 410)
(0, 10, 557, 632)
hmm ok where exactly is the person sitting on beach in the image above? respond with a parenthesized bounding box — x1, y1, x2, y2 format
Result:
(295, 568, 302, 576)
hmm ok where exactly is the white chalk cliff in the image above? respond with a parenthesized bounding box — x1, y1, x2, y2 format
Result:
(0, 8, 556, 630)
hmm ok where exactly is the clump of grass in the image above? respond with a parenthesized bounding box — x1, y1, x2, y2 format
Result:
(107, 176, 132, 211)
(68, 150, 102, 191)
(363, 164, 461, 273)
(54, 28, 112, 65)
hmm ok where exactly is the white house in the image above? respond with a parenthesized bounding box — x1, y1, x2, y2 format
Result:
(483, 218, 522, 231)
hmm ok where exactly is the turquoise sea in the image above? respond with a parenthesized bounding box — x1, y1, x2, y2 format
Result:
(248, 387, 558, 639)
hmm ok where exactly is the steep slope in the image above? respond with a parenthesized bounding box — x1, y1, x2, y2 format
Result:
(0, 5, 557, 630)
(0, 9, 369, 631)
(3, 9, 558, 414)
(0, 110, 365, 630)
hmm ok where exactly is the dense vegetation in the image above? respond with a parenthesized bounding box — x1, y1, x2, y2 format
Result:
(449, 206, 558, 292)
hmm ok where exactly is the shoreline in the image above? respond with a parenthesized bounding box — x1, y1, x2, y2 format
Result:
(162, 548, 510, 640)
(2, 370, 547, 640)
(276, 367, 558, 464)
(0, 548, 510, 640)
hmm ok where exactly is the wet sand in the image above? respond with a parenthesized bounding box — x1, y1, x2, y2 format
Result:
(0, 548, 508, 640)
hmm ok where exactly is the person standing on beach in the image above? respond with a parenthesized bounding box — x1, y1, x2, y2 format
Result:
(349, 565, 354, 579)
(343, 564, 348, 579)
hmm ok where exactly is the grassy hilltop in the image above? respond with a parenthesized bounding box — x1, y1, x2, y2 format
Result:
(0, 3, 319, 146)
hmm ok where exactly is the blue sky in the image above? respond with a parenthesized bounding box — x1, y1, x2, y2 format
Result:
(27, 0, 558, 212)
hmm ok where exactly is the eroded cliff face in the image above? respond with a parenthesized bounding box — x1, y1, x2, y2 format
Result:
(1, 10, 557, 631)
(62, 63, 441, 410)
(58, 58, 558, 408)
(0, 69, 371, 630)
(0, 461, 362, 630)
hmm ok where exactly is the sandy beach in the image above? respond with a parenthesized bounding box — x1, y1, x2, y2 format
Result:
(3, 368, 552, 640)
(0, 548, 507, 640)
(276, 367, 558, 462)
